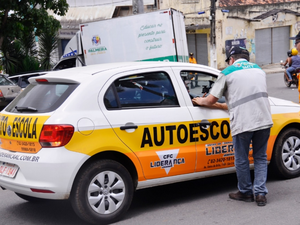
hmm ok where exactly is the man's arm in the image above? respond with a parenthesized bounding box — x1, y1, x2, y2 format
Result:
(210, 102, 228, 110)
(192, 94, 228, 110)
(288, 57, 292, 66)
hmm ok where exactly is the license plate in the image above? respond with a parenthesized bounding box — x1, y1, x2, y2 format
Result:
(0, 162, 19, 178)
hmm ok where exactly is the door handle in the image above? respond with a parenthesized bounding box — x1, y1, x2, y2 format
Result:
(120, 125, 138, 130)
(195, 119, 211, 127)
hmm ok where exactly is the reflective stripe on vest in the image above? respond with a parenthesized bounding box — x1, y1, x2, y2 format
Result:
(228, 92, 268, 109)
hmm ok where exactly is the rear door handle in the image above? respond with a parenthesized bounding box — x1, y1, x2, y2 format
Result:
(120, 125, 138, 130)
(195, 119, 211, 127)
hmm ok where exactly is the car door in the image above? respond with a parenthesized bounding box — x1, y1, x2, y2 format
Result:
(171, 66, 235, 172)
(0, 75, 21, 98)
(100, 67, 197, 180)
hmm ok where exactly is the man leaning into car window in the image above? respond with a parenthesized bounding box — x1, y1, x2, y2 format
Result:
(192, 46, 273, 207)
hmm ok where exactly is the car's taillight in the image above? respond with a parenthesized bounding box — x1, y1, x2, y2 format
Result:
(36, 78, 48, 83)
(39, 125, 74, 147)
(0, 90, 3, 98)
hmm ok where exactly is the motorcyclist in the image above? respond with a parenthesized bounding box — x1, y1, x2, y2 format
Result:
(291, 31, 300, 102)
(280, 48, 299, 82)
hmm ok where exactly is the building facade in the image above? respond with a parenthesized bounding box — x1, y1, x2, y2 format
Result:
(52, 0, 300, 69)
(161, 0, 300, 69)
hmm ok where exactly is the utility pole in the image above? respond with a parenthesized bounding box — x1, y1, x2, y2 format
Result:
(210, 0, 217, 68)
(133, 0, 144, 14)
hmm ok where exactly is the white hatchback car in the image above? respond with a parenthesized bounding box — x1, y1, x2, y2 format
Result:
(0, 62, 300, 224)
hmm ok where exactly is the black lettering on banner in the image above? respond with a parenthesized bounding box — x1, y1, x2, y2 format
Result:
(205, 143, 234, 156)
(165, 125, 176, 145)
(12, 117, 17, 137)
(177, 124, 188, 144)
(222, 145, 227, 153)
(141, 127, 153, 148)
(23, 118, 29, 138)
(0, 116, 8, 136)
(19, 117, 25, 138)
(189, 123, 198, 142)
(13, 117, 21, 137)
(12, 117, 38, 139)
(215, 146, 221, 154)
(206, 147, 212, 155)
(220, 120, 230, 139)
(140, 120, 231, 148)
(32, 118, 37, 139)
(27, 118, 32, 138)
(200, 125, 209, 141)
(153, 126, 164, 146)
(210, 121, 219, 140)
(228, 144, 234, 152)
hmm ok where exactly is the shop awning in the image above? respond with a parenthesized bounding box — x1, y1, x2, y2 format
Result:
(50, 5, 116, 30)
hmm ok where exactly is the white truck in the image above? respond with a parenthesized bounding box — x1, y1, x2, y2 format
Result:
(53, 8, 188, 70)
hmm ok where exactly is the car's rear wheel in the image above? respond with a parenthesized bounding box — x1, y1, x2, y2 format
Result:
(271, 128, 300, 178)
(70, 159, 134, 225)
(15, 193, 47, 203)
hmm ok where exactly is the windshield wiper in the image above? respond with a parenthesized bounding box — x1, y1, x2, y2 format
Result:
(15, 106, 37, 112)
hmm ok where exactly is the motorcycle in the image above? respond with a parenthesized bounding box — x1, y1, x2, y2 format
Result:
(281, 61, 300, 87)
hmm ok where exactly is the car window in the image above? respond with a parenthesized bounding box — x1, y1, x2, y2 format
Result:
(6, 83, 79, 113)
(180, 71, 217, 96)
(104, 72, 179, 109)
(0, 75, 16, 86)
(180, 71, 226, 103)
(9, 77, 19, 84)
(53, 58, 76, 70)
(20, 76, 30, 88)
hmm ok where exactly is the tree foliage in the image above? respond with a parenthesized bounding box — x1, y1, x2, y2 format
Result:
(39, 19, 59, 70)
(0, 0, 68, 74)
(0, 0, 68, 49)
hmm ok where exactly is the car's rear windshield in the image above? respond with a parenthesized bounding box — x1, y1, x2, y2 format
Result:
(5, 83, 79, 113)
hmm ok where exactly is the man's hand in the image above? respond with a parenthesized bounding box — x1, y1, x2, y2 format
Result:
(192, 93, 228, 110)
(192, 96, 205, 106)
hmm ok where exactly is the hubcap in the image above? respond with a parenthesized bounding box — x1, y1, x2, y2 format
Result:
(88, 171, 125, 214)
(282, 136, 300, 171)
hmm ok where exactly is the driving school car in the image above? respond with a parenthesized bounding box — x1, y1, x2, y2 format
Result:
(0, 62, 300, 224)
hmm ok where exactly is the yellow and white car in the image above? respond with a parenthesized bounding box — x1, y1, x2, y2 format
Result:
(0, 62, 300, 224)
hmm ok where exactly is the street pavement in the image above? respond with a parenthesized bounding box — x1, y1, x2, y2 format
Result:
(261, 63, 285, 74)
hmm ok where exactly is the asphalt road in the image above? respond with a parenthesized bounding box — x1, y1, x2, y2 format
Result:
(1, 72, 300, 225)
(266, 71, 299, 103)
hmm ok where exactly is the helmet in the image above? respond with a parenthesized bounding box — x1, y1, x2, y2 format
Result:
(287, 50, 292, 57)
(291, 48, 298, 56)
(225, 46, 249, 62)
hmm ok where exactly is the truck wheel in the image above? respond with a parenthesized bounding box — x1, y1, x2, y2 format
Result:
(284, 74, 291, 87)
(70, 160, 134, 225)
(271, 128, 300, 179)
(15, 193, 47, 203)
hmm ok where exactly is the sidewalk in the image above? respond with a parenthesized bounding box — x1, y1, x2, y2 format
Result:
(261, 63, 285, 74)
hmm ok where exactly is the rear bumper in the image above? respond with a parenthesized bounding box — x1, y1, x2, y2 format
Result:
(0, 148, 89, 199)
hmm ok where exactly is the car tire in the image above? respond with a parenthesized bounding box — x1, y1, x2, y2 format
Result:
(271, 128, 300, 179)
(15, 193, 47, 203)
(70, 159, 134, 225)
